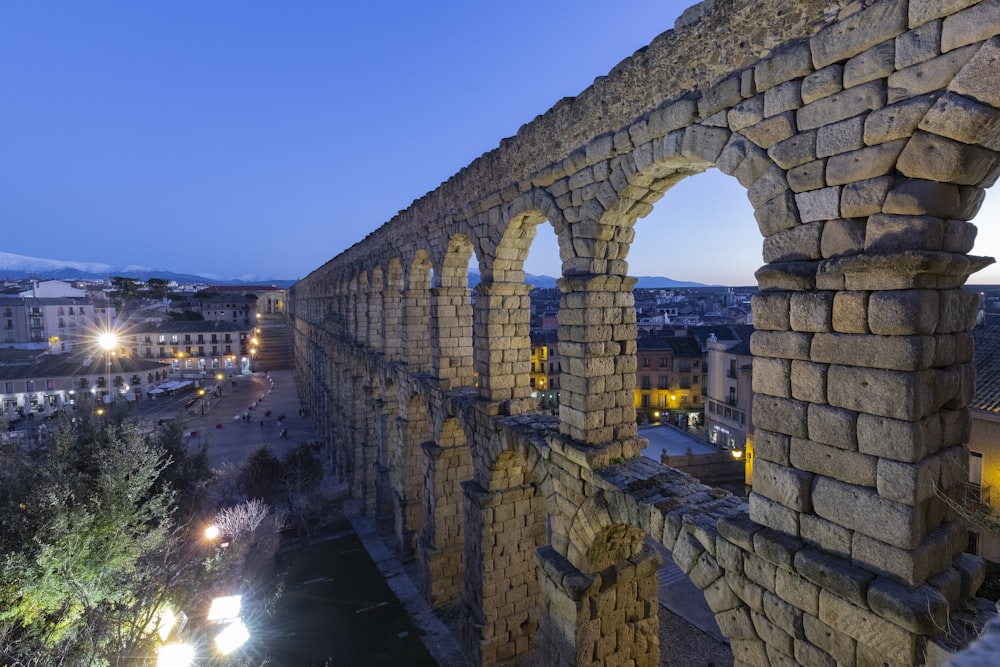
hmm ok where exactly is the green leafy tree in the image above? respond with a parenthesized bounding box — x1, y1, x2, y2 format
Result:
(108, 276, 142, 309)
(144, 278, 171, 300)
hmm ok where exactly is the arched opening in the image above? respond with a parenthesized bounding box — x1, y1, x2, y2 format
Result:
(433, 235, 475, 388)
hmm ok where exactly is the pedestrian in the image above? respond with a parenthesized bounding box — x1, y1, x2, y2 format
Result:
(260, 419, 264, 430)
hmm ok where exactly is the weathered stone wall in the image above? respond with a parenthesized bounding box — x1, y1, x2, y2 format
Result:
(290, 0, 1000, 664)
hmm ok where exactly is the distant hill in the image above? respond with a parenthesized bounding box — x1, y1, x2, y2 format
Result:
(0, 252, 296, 288)
(469, 271, 709, 289)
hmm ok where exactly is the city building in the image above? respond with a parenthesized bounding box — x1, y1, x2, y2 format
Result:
(967, 324, 1000, 561)
(0, 294, 116, 352)
(634, 335, 704, 425)
(703, 333, 753, 453)
(529, 329, 560, 411)
(201, 285, 287, 315)
(125, 320, 250, 376)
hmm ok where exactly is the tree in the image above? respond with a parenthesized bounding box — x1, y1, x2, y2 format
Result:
(108, 276, 142, 309)
(144, 278, 171, 300)
(0, 414, 220, 666)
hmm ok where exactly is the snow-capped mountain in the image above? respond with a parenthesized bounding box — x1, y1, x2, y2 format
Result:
(0, 252, 295, 287)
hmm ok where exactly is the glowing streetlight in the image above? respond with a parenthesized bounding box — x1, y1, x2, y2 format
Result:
(157, 642, 194, 667)
(98, 331, 118, 402)
(204, 525, 220, 540)
(215, 619, 250, 654)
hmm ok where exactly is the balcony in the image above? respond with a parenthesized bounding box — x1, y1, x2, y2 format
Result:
(965, 482, 992, 515)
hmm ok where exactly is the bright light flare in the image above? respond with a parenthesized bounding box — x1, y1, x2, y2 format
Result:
(157, 642, 195, 667)
(731, 449, 744, 459)
(207, 595, 242, 621)
(215, 619, 250, 654)
(204, 525, 220, 540)
(97, 332, 118, 351)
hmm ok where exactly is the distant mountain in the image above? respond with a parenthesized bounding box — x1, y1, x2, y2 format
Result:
(469, 271, 707, 289)
(0, 252, 297, 288)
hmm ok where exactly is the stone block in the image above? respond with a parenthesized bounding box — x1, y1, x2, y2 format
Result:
(752, 356, 791, 398)
(864, 95, 937, 146)
(775, 566, 820, 616)
(727, 569, 765, 612)
(748, 164, 793, 208)
(753, 395, 809, 437)
(857, 411, 943, 463)
(715, 605, 759, 641)
(796, 81, 886, 132)
(825, 139, 907, 185)
(753, 527, 804, 570)
(868, 289, 939, 335)
(949, 33, 1000, 106)
(809, 0, 908, 69)
(811, 331, 935, 371)
(791, 360, 828, 404)
(877, 456, 941, 506)
(865, 213, 947, 253)
(756, 43, 813, 92)
(830, 290, 869, 334)
(817, 115, 865, 159)
(681, 125, 731, 164)
(752, 429, 791, 466)
(799, 514, 854, 559)
(806, 403, 857, 449)
(763, 223, 823, 263)
(794, 546, 875, 607)
(795, 186, 841, 223)
(794, 639, 836, 667)
(789, 291, 834, 332)
(812, 476, 924, 550)
(801, 65, 844, 104)
(750, 330, 812, 360)
(802, 613, 856, 665)
(938, 289, 981, 333)
(698, 75, 742, 118)
(730, 638, 769, 667)
(768, 130, 818, 170)
(818, 590, 920, 665)
(920, 92, 1000, 152)
(844, 41, 897, 88)
(851, 523, 962, 586)
(749, 492, 800, 535)
(888, 43, 979, 103)
(895, 20, 942, 70)
(840, 176, 892, 218)
(751, 609, 794, 656)
(750, 292, 791, 331)
(787, 159, 826, 193)
(764, 80, 803, 118)
(716, 536, 745, 573)
(742, 112, 796, 149)
(897, 130, 999, 187)
(792, 436, 878, 486)
(827, 364, 939, 421)
(754, 189, 800, 236)
(718, 134, 771, 186)
(867, 576, 950, 634)
(703, 573, 743, 612)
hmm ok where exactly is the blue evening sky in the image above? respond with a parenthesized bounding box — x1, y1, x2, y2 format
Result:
(2, 2, 997, 285)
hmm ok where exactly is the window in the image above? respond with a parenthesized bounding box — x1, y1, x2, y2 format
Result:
(660, 357, 668, 367)
(641, 375, 651, 390)
(641, 393, 650, 408)
(658, 375, 668, 389)
(25, 381, 34, 392)
(4, 381, 12, 394)
(642, 357, 650, 368)
(46, 379, 54, 390)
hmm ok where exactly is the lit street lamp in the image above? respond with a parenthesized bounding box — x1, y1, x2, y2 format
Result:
(98, 331, 118, 403)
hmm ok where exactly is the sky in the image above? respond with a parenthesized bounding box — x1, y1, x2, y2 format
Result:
(1, 1, 997, 286)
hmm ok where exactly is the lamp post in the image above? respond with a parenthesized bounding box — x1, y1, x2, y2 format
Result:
(98, 332, 118, 403)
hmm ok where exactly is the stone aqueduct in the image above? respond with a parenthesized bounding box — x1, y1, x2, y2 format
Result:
(289, 0, 1000, 664)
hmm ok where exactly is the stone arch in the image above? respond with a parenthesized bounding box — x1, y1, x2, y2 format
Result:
(368, 264, 384, 353)
(384, 257, 404, 361)
(418, 414, 471, 607)
(405, 249, 433, 371)
(432, 233, 475, 388)
(462, 443, 546, 667)
(394, 388, 432, 560)
(375, 368, 400, 535)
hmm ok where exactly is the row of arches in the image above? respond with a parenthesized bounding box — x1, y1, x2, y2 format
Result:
(290, 1, 1000, 664)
